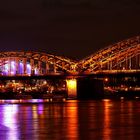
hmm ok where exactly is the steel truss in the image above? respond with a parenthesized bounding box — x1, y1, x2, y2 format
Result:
(0, 51, 76, 74)
(77, 36, 140, 73)
(0, 36, 140, 74)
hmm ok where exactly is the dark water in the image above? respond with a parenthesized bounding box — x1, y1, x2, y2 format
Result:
(0, 99, 140, 140)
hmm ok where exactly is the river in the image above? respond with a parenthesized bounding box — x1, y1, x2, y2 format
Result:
(0, 99, 140, 140)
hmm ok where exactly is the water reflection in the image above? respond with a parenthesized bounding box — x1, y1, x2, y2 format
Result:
(0, 99, 62, 104)
(65, 101, 78, 140)
(103, 100, 112, 140)
(0, 105, 18, 140)
(0, 100, 140, 140)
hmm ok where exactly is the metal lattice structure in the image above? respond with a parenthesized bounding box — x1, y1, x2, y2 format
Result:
(0, 51, 76, 75)
(0, 36, 140, 75)
(77, 36, 140, 73)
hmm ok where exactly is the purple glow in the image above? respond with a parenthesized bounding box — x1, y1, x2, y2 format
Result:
(10, 61, 16, 75)
(19, 62, 24, 74)
(38, 104, 44, 115)
(34, 68, 38, 75)
(0, 99, 50, 104)
(3, 63, 9, 75)
(26, 63, 31, 74)
(3, 105, 18, 140)
(1, 60, 40, 75)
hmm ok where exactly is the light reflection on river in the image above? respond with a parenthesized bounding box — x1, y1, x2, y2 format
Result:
(0, 100, 140, 140)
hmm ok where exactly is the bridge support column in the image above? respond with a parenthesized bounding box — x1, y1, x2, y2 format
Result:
(110, 61, 112, 70)
(38, 61, 42, 75)
(30, 59, 34, 75)
(77, 78, 104, 99)
(66, 78, 104, 99)
(66, 79, 77, 98)
(46, 63, 49, 74)
(15, 58, 19, 75)
(23, 58, 27, 75)
(8, 57, 11, 75)
(129, 58, 132, 69)
(54, 65, 57, 73)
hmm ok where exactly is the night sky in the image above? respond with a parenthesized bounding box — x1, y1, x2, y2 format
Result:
(0, 0, 140, 60)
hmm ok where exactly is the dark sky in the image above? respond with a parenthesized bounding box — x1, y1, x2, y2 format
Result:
(0, 0, 140, 60)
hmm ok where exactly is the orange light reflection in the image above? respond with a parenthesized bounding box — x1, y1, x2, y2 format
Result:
(103, 100, 112, 140)
(66, 101, 78, 140)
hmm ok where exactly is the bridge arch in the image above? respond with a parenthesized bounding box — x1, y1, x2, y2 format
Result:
(0, 51, 76, 75)
(77, 36, 140, 73)
(0, 36, 140, 75)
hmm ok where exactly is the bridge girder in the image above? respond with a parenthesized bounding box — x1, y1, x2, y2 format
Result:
(0, 51, 76, 73)
(77, 36, 140, 72)
(0, 36, 140, 74)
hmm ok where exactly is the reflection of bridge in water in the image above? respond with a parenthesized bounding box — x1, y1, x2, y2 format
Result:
(0, 36, 140, 99)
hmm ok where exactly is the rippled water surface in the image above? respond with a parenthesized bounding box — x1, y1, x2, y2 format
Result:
(0, 99, 140, 140)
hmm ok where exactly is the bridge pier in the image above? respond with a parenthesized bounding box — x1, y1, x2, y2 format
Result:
(66, 79, 77, 99)
(77, 78, 104, 99)
(66, 77, 104, 99)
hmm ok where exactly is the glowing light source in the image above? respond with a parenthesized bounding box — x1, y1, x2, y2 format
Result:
(67, 79, 76, 89)
(120, 97, 124, 100)
(19, 61, 24, 74)
(66, 79, 77, 98)
(34, 68, 39, 75)
(26, 63, 31, 75)
(10, 61, 16, 75)
(3, 63, 9, 75)
(104, 78, 109, 82)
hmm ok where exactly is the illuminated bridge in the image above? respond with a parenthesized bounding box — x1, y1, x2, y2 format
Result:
(0, 36, 140, 99)
(0, 36, 140, 76)
(0, 52, 76, 76)
(77, 36, 140, 74)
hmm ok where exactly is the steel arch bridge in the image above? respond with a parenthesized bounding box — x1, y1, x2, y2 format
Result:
(77, 36, 140, 73)
(0, 51, 76, 75)
(0, 36, 140, 76)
